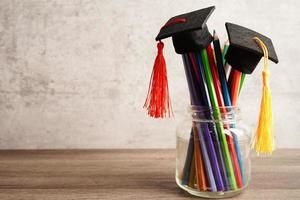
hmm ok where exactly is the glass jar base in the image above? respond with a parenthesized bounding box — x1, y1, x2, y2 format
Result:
(175, 177, 247, 199)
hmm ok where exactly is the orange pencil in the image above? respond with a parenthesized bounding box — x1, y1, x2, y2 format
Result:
(193, 125, 208, 191)
(230, 69, 242, 105)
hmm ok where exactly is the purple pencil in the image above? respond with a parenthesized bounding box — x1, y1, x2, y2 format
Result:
(187, 53, 225, 191)
(185, 54, 218, 191)
(182, 55, 200, 105)
(195, 52, 230, 190)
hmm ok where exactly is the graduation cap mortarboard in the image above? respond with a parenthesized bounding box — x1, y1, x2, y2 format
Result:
(144, 6, 215, 118)
(225, 23, 279, 154)
(156, 6, 215, 54)
(225, 22, 279, 74)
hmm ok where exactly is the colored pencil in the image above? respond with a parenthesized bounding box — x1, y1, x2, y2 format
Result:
(188, 154, 196, 188)
(229, 69, 247, 185)
(195, 124, 217, 191)
(213, 32, 231, 106)
(186, 53, 219, 191)
(222, 42, 230, 77)
(181, 55, 202, 187)
(239, 73, 246, 94)
(206, 44, 243, 188)
(230, 69, 242, 106)
(200, 48, 238, 190)
(231, 71, 247, 185)
(195, 52, 230, 191)
(182, 55, 201, 105)
(193, 125, 208, 191)
(183, 54, 215, 190)
(182, 130, 195, 185)
(212, 32, 246, 187)
(222, 42, 229, 65)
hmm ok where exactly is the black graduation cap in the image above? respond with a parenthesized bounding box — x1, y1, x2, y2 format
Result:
(144, 6, 215, 118)
(225, 22, 279, 74)
(156, 6, 215, 54)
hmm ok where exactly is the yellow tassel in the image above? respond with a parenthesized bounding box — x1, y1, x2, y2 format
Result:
(252, 37, 274, 154)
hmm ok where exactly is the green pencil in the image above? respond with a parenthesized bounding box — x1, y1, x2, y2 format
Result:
(200, 49, 238, 190)
(239, 73, 246, 94)
(222, 44, 231, 78)
(222, 43, 229, 65)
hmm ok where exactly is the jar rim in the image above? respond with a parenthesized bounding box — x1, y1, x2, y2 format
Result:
(188, 105, 241, 122)
(189, 105, 240, 113)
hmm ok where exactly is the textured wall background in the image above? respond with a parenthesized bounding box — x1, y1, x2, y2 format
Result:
(0, 0, 299, 149)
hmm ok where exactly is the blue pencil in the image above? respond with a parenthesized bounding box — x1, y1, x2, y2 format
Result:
(213, 32, 246, 185)
(194, 52, 229, 191)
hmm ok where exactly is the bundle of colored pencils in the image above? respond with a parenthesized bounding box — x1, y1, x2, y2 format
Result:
(180, 31, 246, 192)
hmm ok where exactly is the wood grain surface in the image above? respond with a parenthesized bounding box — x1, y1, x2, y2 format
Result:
(0, 149, 299, 200)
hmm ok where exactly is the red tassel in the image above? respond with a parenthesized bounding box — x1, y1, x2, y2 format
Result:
(144, 41, 173, 118)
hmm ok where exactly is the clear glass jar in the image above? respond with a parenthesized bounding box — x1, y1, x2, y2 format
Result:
(176, 106, 251, 198)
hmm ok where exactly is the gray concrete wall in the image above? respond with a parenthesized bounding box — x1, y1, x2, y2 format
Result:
(0, 0, 299, 149)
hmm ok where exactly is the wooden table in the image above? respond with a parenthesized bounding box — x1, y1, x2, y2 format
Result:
(0, 149, 299, 200)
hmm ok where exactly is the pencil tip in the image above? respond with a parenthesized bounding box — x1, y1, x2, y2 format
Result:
(213, 30, 218, 40)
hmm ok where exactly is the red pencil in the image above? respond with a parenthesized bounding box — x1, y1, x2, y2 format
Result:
(230, 69, 242, 106)
(206, 44, 243, 188)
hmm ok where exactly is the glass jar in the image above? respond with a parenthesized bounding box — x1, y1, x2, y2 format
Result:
(176, 106, 251, 198)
